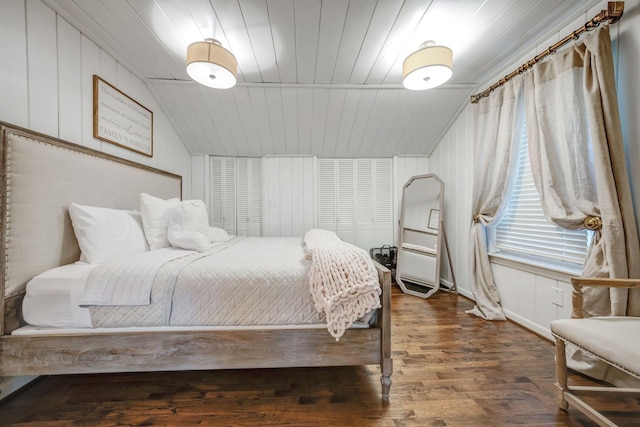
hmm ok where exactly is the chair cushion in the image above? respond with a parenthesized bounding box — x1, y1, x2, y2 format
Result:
(550, 316, 640, 379)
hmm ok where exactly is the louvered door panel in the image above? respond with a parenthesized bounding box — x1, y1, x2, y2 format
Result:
(222, 157, 236, 235)
(336, 159, 355, 244)
(317, 158, 336, 232)
(236, 158, 250, 236)
(209, 156, 224, 229)
(374, 158, 393, 246)
(235, 157, 261, 237)
(249, 158, 261, 236)
(355, 158, 374, 250)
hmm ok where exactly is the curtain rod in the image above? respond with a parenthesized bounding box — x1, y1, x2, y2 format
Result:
(470, 1, 624, 104)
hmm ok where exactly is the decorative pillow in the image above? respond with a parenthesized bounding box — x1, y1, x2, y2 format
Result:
(140, 193, 181, 250)
(167, 200, 231, 251)
(68, 203, 149, 264)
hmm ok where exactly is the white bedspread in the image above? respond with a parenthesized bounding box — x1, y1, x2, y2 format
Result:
(80, 247, 195, 306)
(85, 237, 327, 329)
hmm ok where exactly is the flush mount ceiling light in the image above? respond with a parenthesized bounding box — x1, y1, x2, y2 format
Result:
(186, 38, 237, 89)
(402, 41, 453, 90)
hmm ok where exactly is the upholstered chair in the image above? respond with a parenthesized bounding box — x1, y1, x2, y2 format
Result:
(550, 278, 640, 426)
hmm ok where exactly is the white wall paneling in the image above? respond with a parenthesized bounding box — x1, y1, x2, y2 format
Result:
(616, 2, 640, 251)
(26, 0, 58, 136)
(429, 105, 474, 293)
(56, 15, 82, 143)
(80, 35, 102, 152)
(493, 262, 573, 340)
(0, 0, 29, 127)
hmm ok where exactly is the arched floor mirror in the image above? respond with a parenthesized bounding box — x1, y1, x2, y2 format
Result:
(396, 173, 456, 298)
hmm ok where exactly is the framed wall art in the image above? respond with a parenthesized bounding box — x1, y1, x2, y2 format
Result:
(93, 75, 153, 157)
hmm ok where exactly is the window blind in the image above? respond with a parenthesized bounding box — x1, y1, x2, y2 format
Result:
(492, 124, 589, 266)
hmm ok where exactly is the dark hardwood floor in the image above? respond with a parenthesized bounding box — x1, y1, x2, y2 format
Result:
(1, 286, 639, 426)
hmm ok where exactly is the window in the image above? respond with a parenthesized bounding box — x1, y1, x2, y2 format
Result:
(490, 120, 590, 269)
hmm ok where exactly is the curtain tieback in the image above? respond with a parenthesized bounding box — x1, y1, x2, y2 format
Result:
(473, 215, 481, 223)
(583, 216, 602, 230)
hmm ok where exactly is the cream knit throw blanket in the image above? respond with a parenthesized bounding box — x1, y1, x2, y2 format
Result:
(303, 229, 381, 340)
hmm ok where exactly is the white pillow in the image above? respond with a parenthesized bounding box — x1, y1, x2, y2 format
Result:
(140, 193, 180, 250)
(68, 203, 149, 264)
(167, 200, 230, 252)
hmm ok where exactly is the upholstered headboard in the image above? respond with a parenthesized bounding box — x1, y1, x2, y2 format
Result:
(0, 123, 182, 334)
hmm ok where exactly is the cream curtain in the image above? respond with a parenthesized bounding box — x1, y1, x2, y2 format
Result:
(524, 26, 640, 385)
(468, 77, 524, 320)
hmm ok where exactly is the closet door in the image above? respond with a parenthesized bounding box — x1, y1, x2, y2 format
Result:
(373, 158, 393, 246)
(317, 158, 336, 232)
(355, 158, 393, 250)
(336, 159, 355, 244)
(236, 157, 261, 237)
(317, 158, 392, 248)
(356, 158, 374, 249)
(209, 156, 236, 235)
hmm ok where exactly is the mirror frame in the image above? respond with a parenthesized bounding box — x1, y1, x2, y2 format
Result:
(396, 173, 444, 298)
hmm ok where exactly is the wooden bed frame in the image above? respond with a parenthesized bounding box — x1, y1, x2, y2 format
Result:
(0, 122, 392, 400)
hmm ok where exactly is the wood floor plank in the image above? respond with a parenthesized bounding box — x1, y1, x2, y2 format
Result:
(1, 287, 639, 426)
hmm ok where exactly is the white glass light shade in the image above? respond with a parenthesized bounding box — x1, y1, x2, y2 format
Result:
(402, 44, 453, 90)
(186, 39, 237, 89)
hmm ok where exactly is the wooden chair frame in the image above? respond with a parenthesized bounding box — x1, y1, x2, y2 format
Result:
(552, 277, 640, 427)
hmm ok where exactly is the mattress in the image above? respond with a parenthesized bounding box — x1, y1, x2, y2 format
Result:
(22, 263, 96, 328)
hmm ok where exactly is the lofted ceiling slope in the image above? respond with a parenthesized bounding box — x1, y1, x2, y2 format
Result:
(43, 0, 600, 157)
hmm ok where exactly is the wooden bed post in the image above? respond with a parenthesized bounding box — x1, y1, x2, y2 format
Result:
(376, 262, 393, 401)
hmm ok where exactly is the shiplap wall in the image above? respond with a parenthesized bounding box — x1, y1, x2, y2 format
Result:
(0, 0, 192, 399)
(430, 0, 640, 340)
(0, 0, 192, 196)
(429, 107, 473, 296)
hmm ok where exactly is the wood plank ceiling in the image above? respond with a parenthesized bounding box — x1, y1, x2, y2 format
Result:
(43, 0, 600, 157)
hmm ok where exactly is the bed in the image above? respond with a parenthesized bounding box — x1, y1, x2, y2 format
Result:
(0, 122, 392, 401)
